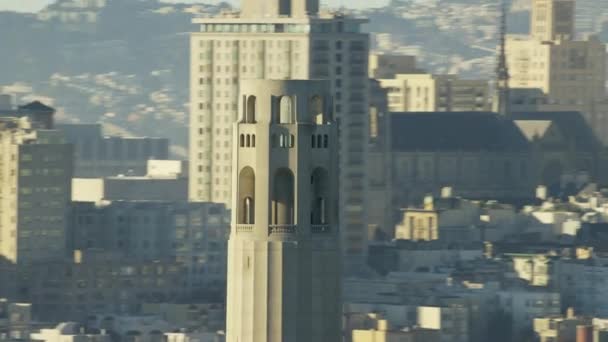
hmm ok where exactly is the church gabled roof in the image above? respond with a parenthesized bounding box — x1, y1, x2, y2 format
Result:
(511, 111, 600, 150)
(514, 120, 553, 141)
(389, 112, 530, 152)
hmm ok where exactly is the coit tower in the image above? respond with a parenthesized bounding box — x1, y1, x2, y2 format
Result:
(226, 79, 341, 342)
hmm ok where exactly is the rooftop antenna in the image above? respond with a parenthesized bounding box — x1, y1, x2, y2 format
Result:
(493, 0, 511, 117)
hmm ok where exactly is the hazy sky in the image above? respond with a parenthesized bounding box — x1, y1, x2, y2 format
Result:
(0, 0, 389, 12)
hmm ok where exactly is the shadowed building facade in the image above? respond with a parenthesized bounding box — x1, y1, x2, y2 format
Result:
(226, 79, 340, 341)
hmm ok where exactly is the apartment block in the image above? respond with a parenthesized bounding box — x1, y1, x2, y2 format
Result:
(380, 74, 490, 112)
(69, 201, 229, 291)
(0, 115, 73, 264)
(507, 0, 608, 143)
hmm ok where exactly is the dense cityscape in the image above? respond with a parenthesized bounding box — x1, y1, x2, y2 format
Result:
(1, 0, 608, 341)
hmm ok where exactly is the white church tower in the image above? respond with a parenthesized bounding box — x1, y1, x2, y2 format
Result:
(226, 79, 341, 342)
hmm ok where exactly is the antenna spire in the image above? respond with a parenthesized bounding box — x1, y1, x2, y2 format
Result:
(494, 0, 511, 116)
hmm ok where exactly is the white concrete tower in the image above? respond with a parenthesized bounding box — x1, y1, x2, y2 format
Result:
(189, 0, 370, 273)
(226, 79, 340, 342)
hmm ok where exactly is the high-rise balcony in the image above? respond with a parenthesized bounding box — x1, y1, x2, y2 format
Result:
(235, 225, 253, 234)
(311, 225, 331, 233)
(268, 225, 297, 235)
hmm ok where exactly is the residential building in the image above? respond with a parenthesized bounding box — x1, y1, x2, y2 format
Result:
(0, 300, 32, 341)
(417, 305, 470, 342)
(369, 53, 420, 79)
(506, 0, 608, 143)
(30, 323, 110, 342)
(69, 201, 229, 291)
(142, 303, 225, 333)
(226, 80, 340, 341)
(85, 315, 172, 342)
(555, 259, 608, 317)
(395, 207, 439, 241)
(57, 123, 169, 178)
(497, 289, 561, 340)
(507, 253, 556, 287)
(189, 0, 370, 271)
(352, 317, 439, 342)
(534, 310, 591, 342)
(71, 160, 189, 202)
(10, 251, 192, 322)
(165, 331, 226, 342)
(0, 109, 73, 264)
(379, 74, 490, 112)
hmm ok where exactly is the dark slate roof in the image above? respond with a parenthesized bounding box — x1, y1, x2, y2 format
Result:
(511, 111, 600, 150)
(18, 101, 54, 112)
(389, 112, 530, 152)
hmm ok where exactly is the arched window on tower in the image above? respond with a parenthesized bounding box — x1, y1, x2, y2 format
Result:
(310, 95, 324, 124)
(311, 168, 329, 225)
(279, 96, 295, 124)
(238, 167, 255, 224)
(245, 96, 256, 123)
(272, 168, 294, 225)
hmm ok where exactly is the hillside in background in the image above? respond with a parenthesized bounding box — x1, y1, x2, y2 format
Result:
(0, 0, 606, 154)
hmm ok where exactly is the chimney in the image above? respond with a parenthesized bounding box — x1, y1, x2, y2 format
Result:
(577, 325, 593, 342)
(441, 187, 453, 199)
(536, 186, 547, 200)
(567, 307, 575, 319)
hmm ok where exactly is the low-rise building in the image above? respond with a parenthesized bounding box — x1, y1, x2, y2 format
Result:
(417, 305, 470, 342)
(0, 300, 32, 340)
(31, 323, 110, 342)
(498, 289, 561, 340)
(57, 123, 169, 178)
(69, 201, 229, 291)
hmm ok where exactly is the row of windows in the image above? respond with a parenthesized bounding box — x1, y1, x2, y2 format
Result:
(273, 134, 294, 148)
(239, 134, 256, 148)
(198, 22, 361, 34)
(199, 39, 302, 48)
(312, 135, 329, 149)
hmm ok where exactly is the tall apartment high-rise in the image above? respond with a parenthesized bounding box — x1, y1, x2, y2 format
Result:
(226, 80, 340, 341)
(507, 0, 608, 143)
(0, 104, 73, 264)
(189, 0, 370, 271)
(531, 0, 575, 41)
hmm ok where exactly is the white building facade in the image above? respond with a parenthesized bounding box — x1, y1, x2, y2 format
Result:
(225, 79, 341, 342)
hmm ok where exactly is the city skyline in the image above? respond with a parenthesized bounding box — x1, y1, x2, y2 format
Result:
(0, 0, 389, 12)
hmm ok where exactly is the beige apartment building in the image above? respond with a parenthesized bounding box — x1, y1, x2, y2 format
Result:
(369, 53, 419, 79)
(189, 0, 370, 271)
(0, 111, 73, 264)
(379, 74, 490, 112)
(507, 0, 608, 143)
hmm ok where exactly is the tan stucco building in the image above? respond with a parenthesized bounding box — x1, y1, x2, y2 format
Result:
(380, 74, 490, 112)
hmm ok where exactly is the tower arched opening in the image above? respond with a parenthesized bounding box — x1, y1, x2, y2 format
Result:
(272, 168, 294, 225)
(238, 167, 255, 224)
